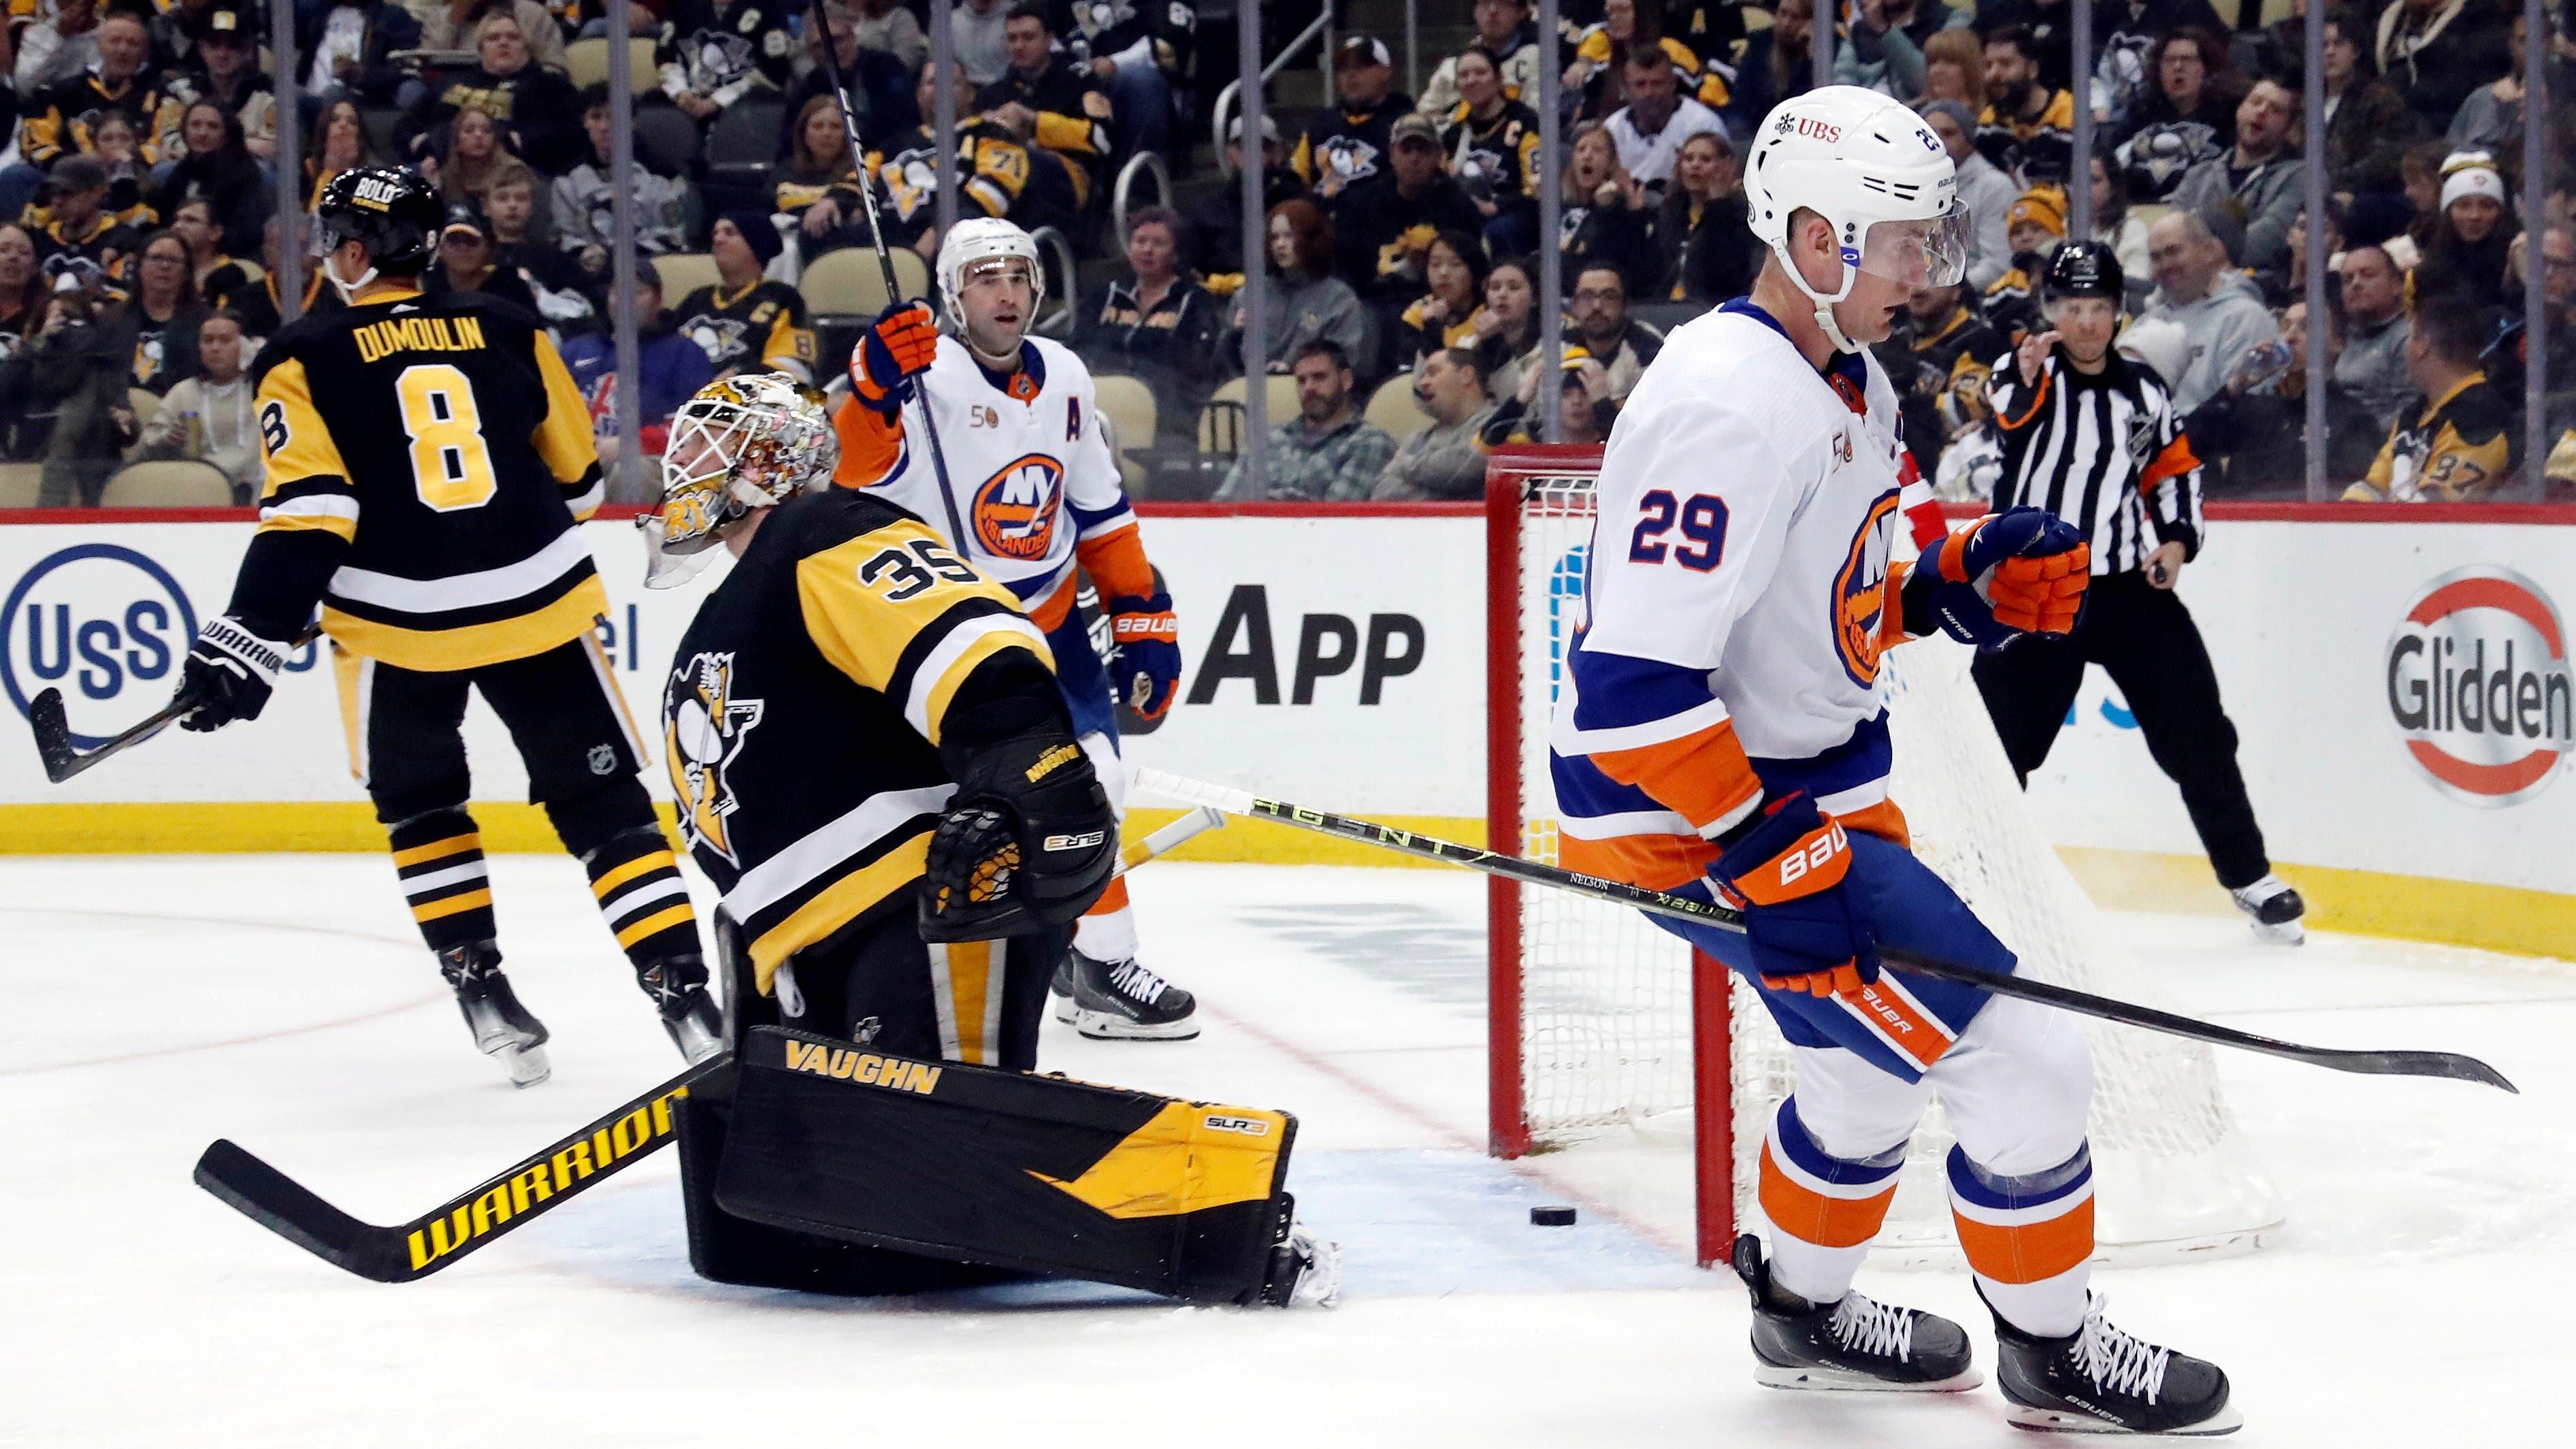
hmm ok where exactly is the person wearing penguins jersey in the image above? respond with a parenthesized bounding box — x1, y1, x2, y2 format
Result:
(833, 217, 1198, 1043)
(1971, 239, 2306, 942)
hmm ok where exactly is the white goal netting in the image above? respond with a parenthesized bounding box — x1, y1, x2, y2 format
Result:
(1496, 462, 2282, 1263)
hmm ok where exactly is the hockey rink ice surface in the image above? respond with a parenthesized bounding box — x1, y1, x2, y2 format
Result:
(7, 856, 2569, 1446)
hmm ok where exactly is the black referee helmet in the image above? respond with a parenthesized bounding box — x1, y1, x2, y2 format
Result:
(314, 164, 444, 275)
(2042, 240, 2123, 302)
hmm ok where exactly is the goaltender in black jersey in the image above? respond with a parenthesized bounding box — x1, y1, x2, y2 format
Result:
(638, 374, 1338, 1306)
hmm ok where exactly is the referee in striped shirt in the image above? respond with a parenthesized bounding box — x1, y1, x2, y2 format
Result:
(1973, 240, 2306, 942)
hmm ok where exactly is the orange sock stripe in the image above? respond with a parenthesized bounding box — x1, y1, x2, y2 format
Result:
(1084, 875, 1131, 917)
(1757, 1141, 1898, 1250)
(413, 888, 493, 923)
(392, 832, 480, 868)
(1953, 1195, 2096, 1284)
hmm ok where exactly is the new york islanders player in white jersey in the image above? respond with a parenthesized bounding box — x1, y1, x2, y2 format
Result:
(833, 218, 1198, 1041)
(1559, 88, 2239, 1434)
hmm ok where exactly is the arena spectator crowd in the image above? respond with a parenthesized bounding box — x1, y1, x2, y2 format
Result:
(0, 0, 2570, 506)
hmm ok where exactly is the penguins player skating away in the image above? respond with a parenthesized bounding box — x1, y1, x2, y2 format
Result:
(175, 165, 719, 1086)
(1556, 90, 2239, 1433)
(833, 218, 1199, 1041)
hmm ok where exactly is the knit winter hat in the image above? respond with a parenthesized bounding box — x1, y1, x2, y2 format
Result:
(2439, 151, 2507, 212)
(721, 211, 785, 268)
(2008, 185, 2068, 239)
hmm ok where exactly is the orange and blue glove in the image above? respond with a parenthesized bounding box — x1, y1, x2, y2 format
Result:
(850, 301, 939, 414)
(1902, 507, 2089, 649)
(1710, 792, 1878, 998)
(1107, 590, 1181, 721)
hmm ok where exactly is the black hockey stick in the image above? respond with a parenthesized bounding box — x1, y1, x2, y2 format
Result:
(1135, 769, 2519, 1094)
(194, 1057, 723, 1282)
(807, 0, 973, 550)
(191, 811, 1228, 1281)
(29, 625, 321, 783)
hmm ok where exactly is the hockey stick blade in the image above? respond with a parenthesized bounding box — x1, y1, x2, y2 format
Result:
(195, 1058, 724, 1282)
(1133, 768, 2517, 1094)
(33, 625, 322, 783)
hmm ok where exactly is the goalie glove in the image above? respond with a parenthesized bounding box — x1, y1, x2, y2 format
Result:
(1105, 590, 1181, 721)
(1901, 508, 2089, 649)
(919, 726, 1117, 942)
(177, 615, 290, 732)
(849, 302, 940, 414)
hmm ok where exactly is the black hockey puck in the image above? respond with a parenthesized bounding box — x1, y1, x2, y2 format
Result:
(1530, 1205, 1578, 1226)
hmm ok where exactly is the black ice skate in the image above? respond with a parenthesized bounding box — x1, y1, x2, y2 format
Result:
(1987, 1290, 2240, 1435)
(638, 952, 723, 1064)
(1733, 1235, 1978, 1391)
(2229, 875, 2305, 945)
(1261, 1218, 1342, 1308)
(1055, 947, 1198, 1040)
(437, 941, 551, 1088)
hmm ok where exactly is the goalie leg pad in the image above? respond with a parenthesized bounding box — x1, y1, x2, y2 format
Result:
(707, 1024, 1302, 1305)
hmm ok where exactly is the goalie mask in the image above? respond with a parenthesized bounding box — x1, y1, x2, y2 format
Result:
(642, 373, 839, 588)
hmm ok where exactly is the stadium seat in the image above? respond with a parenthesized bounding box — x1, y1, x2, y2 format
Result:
(1365, 374, 1432, 442)
(634, 106, 703, 176)
(800, 246, 930, 321)
(701, 99, 789, 220)
(101, 460, 233, 507)
(565, 37, 658, 95)
(1093, 374, 1160, 493)
(653, 253, 722, 300)
(1196, 374, 1298, 454)
(0, 461, 44, 507)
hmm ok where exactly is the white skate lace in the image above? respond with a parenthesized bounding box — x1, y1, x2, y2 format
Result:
(1828, 1295, 1917, 1361)
(2070, 1297, 2170, 1404)
(1107, 960, 1169, 1006)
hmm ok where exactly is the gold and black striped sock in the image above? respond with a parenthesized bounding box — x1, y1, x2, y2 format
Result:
(584, 828, 700, 970)
(387, 808, 494, 951)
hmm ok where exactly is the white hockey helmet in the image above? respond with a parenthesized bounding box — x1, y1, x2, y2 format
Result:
(1742, 86, 1972, 352)
(936, 217, 1045, 327)
(642, 372, 839, 587)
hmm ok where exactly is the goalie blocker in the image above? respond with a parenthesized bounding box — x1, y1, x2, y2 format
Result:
(675, 917, 1313, 1305)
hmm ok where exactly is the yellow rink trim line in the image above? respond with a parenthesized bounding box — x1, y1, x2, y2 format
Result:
(4, 804, 2568, 960)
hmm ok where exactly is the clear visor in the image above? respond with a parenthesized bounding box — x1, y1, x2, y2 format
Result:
(1851, 203, 1972, 289)
(639, 510, 725, 589)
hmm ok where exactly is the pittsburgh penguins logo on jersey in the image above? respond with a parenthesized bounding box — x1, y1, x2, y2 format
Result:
(1829, 492, 1900, 688)
(666, 651, 766, 866)
(681, 29, 760, 89)
(1316, 135, 1383, 191)
(683, 315, 750, 367)
(971, 454, 1065, 561)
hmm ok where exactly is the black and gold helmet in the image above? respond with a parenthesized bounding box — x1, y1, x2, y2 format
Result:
(314, 164, 444, 275)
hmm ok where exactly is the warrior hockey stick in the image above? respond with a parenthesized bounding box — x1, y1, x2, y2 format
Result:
(1133, 768, 2519, 1094)
(807, 0, 973, 552)
(191, 807, 1230, 1281)
(29, 625, 322, 783)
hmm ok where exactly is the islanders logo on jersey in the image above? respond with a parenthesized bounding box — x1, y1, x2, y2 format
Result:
(666, 651, 765, 867)
(971, 454, 1066, 561)
(1831, 492, 1902, 687)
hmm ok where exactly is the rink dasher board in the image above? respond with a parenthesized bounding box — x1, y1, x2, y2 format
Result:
(1, 510, 2573, 909)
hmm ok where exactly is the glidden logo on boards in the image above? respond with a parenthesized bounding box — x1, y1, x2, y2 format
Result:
(2385, 566, 2574, 807)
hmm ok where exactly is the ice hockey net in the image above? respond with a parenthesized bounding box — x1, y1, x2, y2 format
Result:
(1484, 446, 2283, 1269)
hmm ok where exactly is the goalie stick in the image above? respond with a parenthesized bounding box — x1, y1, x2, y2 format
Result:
(192, 807, 1231, 1281)
(28, 625, 322, 783)
(1132, 768, 2518, 1094)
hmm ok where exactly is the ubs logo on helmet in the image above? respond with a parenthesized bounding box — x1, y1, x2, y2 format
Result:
(971, 454, 1064, 561)
(2, 544, 197, 747)
(2386, 566, 2573, 807)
